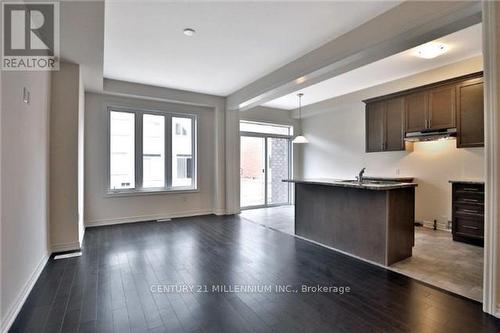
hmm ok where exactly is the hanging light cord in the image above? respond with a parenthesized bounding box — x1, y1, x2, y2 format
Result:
(298, 93, 303, 120)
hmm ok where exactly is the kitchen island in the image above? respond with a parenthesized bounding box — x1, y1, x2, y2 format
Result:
(284, 178, 417, 266)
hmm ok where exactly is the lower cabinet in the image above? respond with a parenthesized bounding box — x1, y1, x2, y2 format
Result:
(451, 181, 484, 247)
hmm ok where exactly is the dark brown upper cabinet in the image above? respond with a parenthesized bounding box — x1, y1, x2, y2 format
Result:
(428, 84, 456, 130)
(366, 101, 385, 152)
(405, 84, 456, 132)
(385, 97, 405, 151)
(366, 97, 405, 153)
(405, 92, 427, 132)
(456, 77, 484, 148)
(364, 72, 483, 152)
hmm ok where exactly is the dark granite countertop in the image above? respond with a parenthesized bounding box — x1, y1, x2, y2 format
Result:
(283, 178, 418, 191)
(449, 179, 484, 185)
(364, 176, 415, 182)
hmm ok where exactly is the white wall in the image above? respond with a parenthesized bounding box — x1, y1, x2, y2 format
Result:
(84, 93, 215, 226)
(301, 58, 484, 229)
(50, 62, 84, 251)
(1, 71, 51, 332)
(103, 79, 229, 214)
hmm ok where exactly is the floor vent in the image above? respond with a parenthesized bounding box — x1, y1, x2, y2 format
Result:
(156, 218, 172, 222)
(54, 252, 82, 260)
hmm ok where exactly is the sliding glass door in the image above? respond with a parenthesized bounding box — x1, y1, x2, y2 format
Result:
(240, 133, 291, 209)
(240, 136, 266, 207)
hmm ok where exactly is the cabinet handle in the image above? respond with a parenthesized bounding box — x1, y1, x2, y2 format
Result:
(463, 187, 479, 191)
(461, 198, 479, 203)
(459, 209, 481, 215)
(462, 225, 480, 230)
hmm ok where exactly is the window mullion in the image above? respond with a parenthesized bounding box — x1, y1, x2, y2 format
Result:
(166, 115, 173, 189)
(136, 112, 143, 189)
(191, 115, 196, 189)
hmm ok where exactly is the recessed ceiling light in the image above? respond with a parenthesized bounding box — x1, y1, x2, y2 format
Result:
(183, 28, 196, 37)
(414, 42, 448, 59)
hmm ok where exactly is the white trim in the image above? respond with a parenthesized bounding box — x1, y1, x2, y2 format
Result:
(213, 208, 227, 216)
(224, 108, 240, 214)
(418, 219, 451, 232)
(79, 223, 85, 246)
(482, 0, 499, 317)
(104, 188, 200, 198)
(0, 253, 50, 333)
(51, 241, 81, 254)
(85, 209, 214, 227)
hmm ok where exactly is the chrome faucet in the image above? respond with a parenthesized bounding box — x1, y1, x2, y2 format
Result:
(357, 168, 366, 183)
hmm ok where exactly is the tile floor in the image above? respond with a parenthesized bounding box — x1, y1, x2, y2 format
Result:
(240, 205, 295, 235)
(391, 226, 483, 302)
(240, 205, 484, 302)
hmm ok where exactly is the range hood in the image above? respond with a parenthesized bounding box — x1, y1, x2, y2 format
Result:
(404, 128, 457, 142)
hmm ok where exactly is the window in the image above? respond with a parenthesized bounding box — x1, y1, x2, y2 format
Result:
(172, 117, 194, 187)
(108, 108, 196, 193)
(240, 120, 293, 136)
(143, 114, 165, 188)
(109, 111, 135, 190)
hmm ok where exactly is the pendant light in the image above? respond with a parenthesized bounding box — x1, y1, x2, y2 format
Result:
(293, 93, 308, 144)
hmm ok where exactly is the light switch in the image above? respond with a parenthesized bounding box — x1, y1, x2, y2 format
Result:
(23, 87, 30, 104)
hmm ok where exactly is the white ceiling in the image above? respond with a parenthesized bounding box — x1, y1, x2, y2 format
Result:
(104, 1, 401, 96)
(264, 23, 482, 110)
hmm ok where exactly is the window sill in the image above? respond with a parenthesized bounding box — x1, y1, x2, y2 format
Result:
(104, 188, 199, 198)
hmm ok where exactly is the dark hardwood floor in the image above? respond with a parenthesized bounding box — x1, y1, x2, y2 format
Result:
(9, 214, 500, 333)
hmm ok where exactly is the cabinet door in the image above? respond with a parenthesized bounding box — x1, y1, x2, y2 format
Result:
(456, 79, 484, 148)
(366, 102, 385, 152)
(385, 97, 405, 151)
(405, 92, 427, 132)
(428, 84, 456, 129)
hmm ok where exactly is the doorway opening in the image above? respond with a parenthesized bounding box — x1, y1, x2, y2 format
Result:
(239, 121, 293, 209)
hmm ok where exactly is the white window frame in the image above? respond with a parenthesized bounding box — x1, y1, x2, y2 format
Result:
(106, 106, 198, 196)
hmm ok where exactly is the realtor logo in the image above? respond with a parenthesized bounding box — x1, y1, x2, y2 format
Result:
(2, 2, 59, 71)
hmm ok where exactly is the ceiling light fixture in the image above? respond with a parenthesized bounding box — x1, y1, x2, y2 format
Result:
(183, 28, 196, 37)
(293, 93, 308, 144)
(415, 42, 448, 59)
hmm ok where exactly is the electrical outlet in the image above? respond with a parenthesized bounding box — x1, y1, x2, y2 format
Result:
(396, 168, 400, 175)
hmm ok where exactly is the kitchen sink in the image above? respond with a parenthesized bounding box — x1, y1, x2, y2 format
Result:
(338, 179, 398, 185)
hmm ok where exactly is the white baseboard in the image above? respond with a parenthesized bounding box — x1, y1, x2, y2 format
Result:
(51, 241, 81, 254)
(418, 220, 451, 232)
(213, 208, 227, 216)
(85, 209, 214, 227)
(0, 253, 50, 333)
